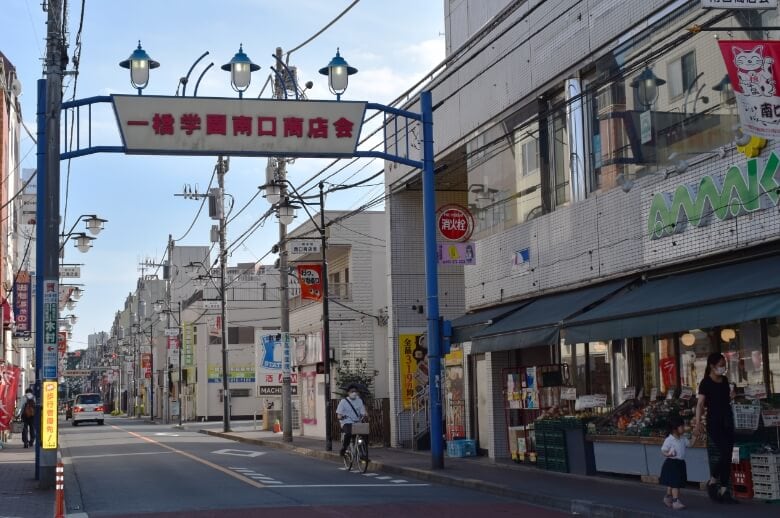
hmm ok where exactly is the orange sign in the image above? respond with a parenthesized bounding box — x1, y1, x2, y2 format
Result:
(58, 332, 67, 353)
(42, 381, 58, 449)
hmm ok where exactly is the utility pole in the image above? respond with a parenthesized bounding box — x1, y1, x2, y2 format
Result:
(177, 301, 183, 428)
(320, 182, 333, 451)
(34, 0, 64, 487)
(217, 156, 231, 433)
(275, 46, 293, 443)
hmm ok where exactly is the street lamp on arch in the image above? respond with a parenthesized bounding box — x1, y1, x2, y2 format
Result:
(119, 41, 160, 95)
(319, 48, 357, 101)
(630, 67, 665, 109)
(221, 44, 260, 98)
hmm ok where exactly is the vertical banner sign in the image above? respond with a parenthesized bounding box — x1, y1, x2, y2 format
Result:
(43, 280, 59, 378)
(282, 332, 292, 377)
(141, 353, 152, 378)
(13, 271, 31, 338)
(0, 364, 21, 431)
(255, 331, 298, 396)
(58, 331, 68, 354)
(296, 264, 323, 301)
(183, 322, 194, 367)
(398, 334, 427, 410)
(42, 381, 58, 449)
(719, 40, 780, 138)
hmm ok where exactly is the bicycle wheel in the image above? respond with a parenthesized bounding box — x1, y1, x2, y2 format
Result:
(357, 439, 369, 473)
(343, 445, 354, 471)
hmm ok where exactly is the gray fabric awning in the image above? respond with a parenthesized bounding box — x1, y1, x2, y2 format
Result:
(470, 279, 632, 354)
(562, 254, 780, 343)
(451, 301, 530, 343)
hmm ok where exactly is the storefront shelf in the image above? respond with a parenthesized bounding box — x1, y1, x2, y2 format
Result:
(591, 440, 709, 482)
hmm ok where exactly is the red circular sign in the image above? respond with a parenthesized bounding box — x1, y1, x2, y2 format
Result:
(437, 204, 474, 242)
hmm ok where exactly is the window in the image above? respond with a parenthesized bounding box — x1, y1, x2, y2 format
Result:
(546, 96, 570, 210)
(520, 140, 539, 177)
(512, 119, 542, 224)
(680, 329, 717, 391)
(767, 318, 780, 393)
(667, 51, 697, 100)
(228, 326, 255, 344)
(344, 268, 350, 284)
(723, 321, 764, 388)
(589, 341, 612, 404)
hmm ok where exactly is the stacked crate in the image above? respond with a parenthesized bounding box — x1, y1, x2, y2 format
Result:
(750, 453, 780, 501)
(534, 419, 569, 473)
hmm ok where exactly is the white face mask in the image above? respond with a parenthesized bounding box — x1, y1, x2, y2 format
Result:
(349, 392, 358, 400)
(715, 366, 728, 376)
(25, 393, 33, 400)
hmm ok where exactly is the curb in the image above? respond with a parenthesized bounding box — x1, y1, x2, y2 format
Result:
(199, 429, 666, 518)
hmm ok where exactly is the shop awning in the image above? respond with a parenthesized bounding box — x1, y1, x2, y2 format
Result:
(451, 301, 530, 343)
(470, 279, 632, 354)
(562, 254, 780, 343)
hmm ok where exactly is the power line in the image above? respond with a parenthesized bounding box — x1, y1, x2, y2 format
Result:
(175, 164, 217, 242)
(285, 0, 361, 60)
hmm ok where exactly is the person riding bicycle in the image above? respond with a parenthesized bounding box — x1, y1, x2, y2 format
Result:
(337, 383, 367, 457)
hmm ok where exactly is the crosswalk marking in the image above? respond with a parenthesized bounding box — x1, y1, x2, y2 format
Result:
(362, 473, 378, 477)
(390, 479, 407, 484)
(376, 476, 392, 480)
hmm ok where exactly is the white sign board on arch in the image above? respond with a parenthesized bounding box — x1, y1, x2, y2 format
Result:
(112, 95, 366, 157)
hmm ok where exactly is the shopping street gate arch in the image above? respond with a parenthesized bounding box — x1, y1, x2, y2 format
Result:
(42, 90, 446, 468)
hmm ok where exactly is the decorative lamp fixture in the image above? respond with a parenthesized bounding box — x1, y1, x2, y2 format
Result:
(277, 199, 299, 226)
(319, 48, 358, 101)
(264, 182, 282, 205)
(70, 286, 83, 300)
(720, 328, 736, 342)
(73, 233, 95, 253)
(630, 67, 666, 108)
(153, 301, 163, 314)
(119, 41, 160, 94)
(680, 332, 696, 347)
(85, 215, 108, 236)
(65, 298, 76, 311)
(712, 74, 735, 105)
(221, 44, 260, 97)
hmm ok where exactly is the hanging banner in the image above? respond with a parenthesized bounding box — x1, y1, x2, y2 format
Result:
(13, 271, 31, 338)
(296, 264, 323, 301)
(399, 333, 427, 410)
(182, 322, 194, 366)
(0, 364, 21, 431)
(141, 353, 152, 379)
(719, 40, 780, 138)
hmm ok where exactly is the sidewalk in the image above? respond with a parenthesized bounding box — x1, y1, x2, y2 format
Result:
(197, 423, 780, 518)
(0, 434, 55, 517)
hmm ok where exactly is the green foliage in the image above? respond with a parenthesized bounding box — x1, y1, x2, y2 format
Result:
(335, 354, 378, 401)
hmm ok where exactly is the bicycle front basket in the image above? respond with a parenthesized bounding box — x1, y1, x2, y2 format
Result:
(351, 423, 370, 435)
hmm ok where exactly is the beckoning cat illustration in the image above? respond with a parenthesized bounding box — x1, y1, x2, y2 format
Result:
(733, 45, 776, 97)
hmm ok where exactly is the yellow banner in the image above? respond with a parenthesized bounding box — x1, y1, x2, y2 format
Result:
(42, 381, 58, 449)
(399, 334, 426, 410)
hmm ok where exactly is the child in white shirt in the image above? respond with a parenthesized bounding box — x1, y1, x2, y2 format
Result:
(660, 415, 695, 510)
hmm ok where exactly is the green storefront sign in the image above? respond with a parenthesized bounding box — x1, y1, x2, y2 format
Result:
(647, 151, 780, 239)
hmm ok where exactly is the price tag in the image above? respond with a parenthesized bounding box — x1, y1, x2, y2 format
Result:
(762, 410, 780, 427)
(680, 387, 694, 400)
(745, 384, 768, 400)
(621, 387, 636, 401)
(561, 387, 577, 401)
(593, 394, 608, 407)
(650, 388, 658, 400)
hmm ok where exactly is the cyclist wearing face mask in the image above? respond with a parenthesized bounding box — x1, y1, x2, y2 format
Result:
(694, 352, 737, 504)
(336, 384, 367, 457)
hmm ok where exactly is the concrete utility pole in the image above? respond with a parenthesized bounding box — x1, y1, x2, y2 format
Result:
(34, 0, 64, 487)
(275, 46, 294, 443)
(319, 182, 333, 451)
(217, 156, 231, 433)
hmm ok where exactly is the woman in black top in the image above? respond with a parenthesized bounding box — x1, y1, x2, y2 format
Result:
(694, 352, 738, 504)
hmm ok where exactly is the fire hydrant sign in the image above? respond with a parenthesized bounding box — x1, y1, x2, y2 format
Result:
(112, 96, 366, 157)
(437, 204, 474, 242)
(719, 40, 780, 138)
(42, 381, 58, 449)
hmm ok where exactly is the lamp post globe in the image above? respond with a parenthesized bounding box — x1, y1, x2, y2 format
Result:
(153, 301, 163, 314)
(264, 182, 282, 205)
(71, 286, 83, 300)
(119, 41, 160, 94)
(630, 67, 665, 109)
(221, 44, 260, 98)
(277, 200, 298, 226)
(85, 215, 107, 236)
(319, 48, 357, 101)
(74, 233, 94, 253)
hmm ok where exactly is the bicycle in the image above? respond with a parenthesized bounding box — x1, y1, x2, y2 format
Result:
(342, 421, 370, 473)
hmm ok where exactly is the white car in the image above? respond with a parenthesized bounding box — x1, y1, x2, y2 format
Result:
(72, 393, 105, 426)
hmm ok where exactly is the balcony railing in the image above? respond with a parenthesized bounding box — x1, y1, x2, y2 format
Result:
(289, 282, 352, 311)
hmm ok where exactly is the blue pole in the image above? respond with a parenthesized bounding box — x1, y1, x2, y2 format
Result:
(34, 78, 47, 480)
(420, 90, 444, 469)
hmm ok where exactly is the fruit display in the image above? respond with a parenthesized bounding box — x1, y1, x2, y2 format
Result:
(591, 398, 696, 437)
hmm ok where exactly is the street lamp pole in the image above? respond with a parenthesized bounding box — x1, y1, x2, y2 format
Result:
(217, 156, 231, 433)
(178, 301, 183, 427)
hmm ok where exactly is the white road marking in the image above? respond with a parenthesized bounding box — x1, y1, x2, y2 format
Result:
(376, 476, 392, 480)
(154, 432, 180, 437)
(211, 448, 265, 457)
(260, 480, 283, 484)
(272, 484, 430, 488)
(362, 473, 379, 477)
(70, 451, 173, 459)
(391, 479, 407, 484)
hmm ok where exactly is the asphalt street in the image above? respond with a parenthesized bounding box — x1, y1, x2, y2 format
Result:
(61, 417, 566, 517)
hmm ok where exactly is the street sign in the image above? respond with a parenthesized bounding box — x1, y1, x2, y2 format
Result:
(164, 328, 180, 336)
(59, 265, 81, 278)
(202, 300, 221, 310)
(63, 369, 91, 377)
(42, 279, 59, 379)
(112, 95, 366, 158)
(437, 204, 474, 242)
(290, 240, 321, 255)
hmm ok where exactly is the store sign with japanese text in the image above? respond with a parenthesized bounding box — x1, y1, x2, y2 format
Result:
(296, 264, 323, 301)
(255, 331, 298, 396)
(112, 95, 366, 157)
(702, 0, 777, 9)
(182, 322, 194, 366)
(12, 271, 31, 338)
(42, 381, 58, 449)
(207, 364, 256, 383)
(398, 333, 427, 410)
(719, 40, 780, 139)
(141, 353, 151, 379)
(0, 364, 21, 431)
(437, 242, 476, 265)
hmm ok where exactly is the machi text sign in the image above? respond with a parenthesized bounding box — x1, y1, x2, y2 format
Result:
(702, 0, 777, 8)
(112, 95, 366, 157)
(42, 381, 58, 449)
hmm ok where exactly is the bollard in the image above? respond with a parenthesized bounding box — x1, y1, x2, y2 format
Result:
(54, 462, 64, 518)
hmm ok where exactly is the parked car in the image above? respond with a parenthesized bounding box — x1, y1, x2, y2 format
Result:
(72, 393, 104, 426)
(65, 399, 74, 420)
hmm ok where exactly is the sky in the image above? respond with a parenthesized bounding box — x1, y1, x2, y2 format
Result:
(2, 0, 445, 351)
